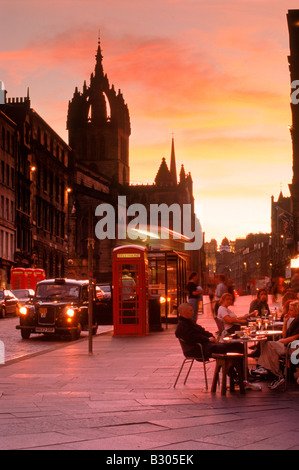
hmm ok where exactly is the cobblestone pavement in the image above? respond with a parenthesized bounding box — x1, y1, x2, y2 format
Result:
(0, 297, 298, 451)
(0, 316, 112, 363)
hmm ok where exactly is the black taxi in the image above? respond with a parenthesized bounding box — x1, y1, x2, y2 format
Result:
(16, 278, 99, 340)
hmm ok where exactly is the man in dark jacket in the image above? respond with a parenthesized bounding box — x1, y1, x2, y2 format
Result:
(175, 303, 243, 359)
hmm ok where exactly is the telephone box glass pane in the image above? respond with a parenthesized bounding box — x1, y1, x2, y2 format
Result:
(118, 264, 139, 324)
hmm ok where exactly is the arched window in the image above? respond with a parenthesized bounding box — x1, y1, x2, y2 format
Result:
(103, 92, 111, 121)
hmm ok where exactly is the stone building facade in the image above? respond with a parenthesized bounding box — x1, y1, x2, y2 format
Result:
(0, 94, 71, 279)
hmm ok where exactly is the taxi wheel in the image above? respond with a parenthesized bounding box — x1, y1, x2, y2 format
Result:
(92, 323, 98, 335)
(21, 329, 31, 340)
(1, 307, 5, 318)
(71, 323, 82, 341)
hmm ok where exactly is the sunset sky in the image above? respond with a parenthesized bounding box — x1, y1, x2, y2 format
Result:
(1, 0, 298, 244)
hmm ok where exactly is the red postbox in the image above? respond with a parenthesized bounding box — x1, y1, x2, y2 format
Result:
(10, 268, 26, 289)
(113, 245, 148, 336)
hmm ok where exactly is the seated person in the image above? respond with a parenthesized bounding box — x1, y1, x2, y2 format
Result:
(280, 290, 297, 320)
(249, 289, 270, 317)
(217, 293, 257, 334)
(175, 303, 243, 359)
(251, 300, 299, 390)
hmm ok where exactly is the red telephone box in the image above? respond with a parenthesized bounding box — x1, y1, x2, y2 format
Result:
(10, 268, 26, 289)
(24, 268, 35, 289)
(33, 268, 46, 288)
(113, 245, 149, 336)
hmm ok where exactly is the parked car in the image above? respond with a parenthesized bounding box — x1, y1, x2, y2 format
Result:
(95, 286, 105, 300)
(95, 283, 113, 324)
(97, 284, 112, 300)
(16, 278, 99, 340)
(0, 289, 19, 318)
(12, 289, 35, 306)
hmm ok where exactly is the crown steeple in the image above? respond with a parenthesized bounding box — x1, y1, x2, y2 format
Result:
(67, 37, 131, 185)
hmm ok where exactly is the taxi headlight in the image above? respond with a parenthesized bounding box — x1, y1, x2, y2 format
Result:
(66, 308, 75, 318)
(19, 306, 28, 315)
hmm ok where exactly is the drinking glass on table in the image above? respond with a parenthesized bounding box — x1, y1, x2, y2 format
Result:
(257, 318, 262, 330)
(263, 318, 269, 331)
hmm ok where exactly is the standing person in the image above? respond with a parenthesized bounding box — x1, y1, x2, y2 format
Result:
(121, 269, 135, 301)
(214, 274, 227, 316)
(187, 272, 203, 324)
(290, 270, 299, 295)
(207, 278, 216, 315)
(272, 277, 286, 312)
(227, 279, 235, 305)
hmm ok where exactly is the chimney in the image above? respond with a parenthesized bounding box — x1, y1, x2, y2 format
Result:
(0, 81, 7, 104)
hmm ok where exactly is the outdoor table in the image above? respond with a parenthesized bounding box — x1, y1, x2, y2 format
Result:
(256, 330, 283, 340)
(222, 334, 268, 390)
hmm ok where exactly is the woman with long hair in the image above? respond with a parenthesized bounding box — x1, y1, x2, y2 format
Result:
(217, 293, 257, 334)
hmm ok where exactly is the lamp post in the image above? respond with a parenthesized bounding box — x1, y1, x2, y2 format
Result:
(87, 207, 94, 355)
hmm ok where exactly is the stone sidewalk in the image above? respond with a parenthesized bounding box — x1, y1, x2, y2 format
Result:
(0, 296, 298, 450)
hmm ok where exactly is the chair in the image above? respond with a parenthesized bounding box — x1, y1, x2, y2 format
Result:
(214, 317, 225, 340)
(211, 353, 245, 396)
(283, 342, 295, 391)
(174, 338, 211, 390)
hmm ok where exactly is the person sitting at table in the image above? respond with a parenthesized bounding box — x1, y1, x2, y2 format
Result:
(280, 291, 297, 320)
(251, 300, 299, 390)
(217, 293, 257, 334)
(175, 303, 243, 359)
(249, 289, 270, 317)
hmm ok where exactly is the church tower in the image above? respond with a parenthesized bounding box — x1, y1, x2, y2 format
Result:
(67, 38, 131, 185)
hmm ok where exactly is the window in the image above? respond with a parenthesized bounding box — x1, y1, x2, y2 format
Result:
(6, 130, 10, 153)
(6, 163, 9, 186)
(10, 167, 14, 188)
(6, 198, 9, 220)
(49, 171, 53, 196)
(43, 167, 47, 192)
(1, 127, 5, 150)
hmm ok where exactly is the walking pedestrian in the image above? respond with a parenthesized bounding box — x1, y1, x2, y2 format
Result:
(214, 274, 227, 316)
(187, 272, 203, 323)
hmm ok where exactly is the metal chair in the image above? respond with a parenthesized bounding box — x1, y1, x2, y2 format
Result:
(283, 342, 295, 391)
(214, 317, 225, 340)
(173, 338, 211, 390)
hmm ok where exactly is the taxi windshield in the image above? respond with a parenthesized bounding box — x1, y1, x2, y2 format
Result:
(35, 283, 80, 300)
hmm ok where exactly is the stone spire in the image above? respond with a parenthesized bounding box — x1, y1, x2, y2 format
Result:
(170, 136, 177, 184)
(95, 34, 104, 77)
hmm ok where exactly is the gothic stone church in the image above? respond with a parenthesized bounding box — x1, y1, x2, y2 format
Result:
(67, 40, 201, 282)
